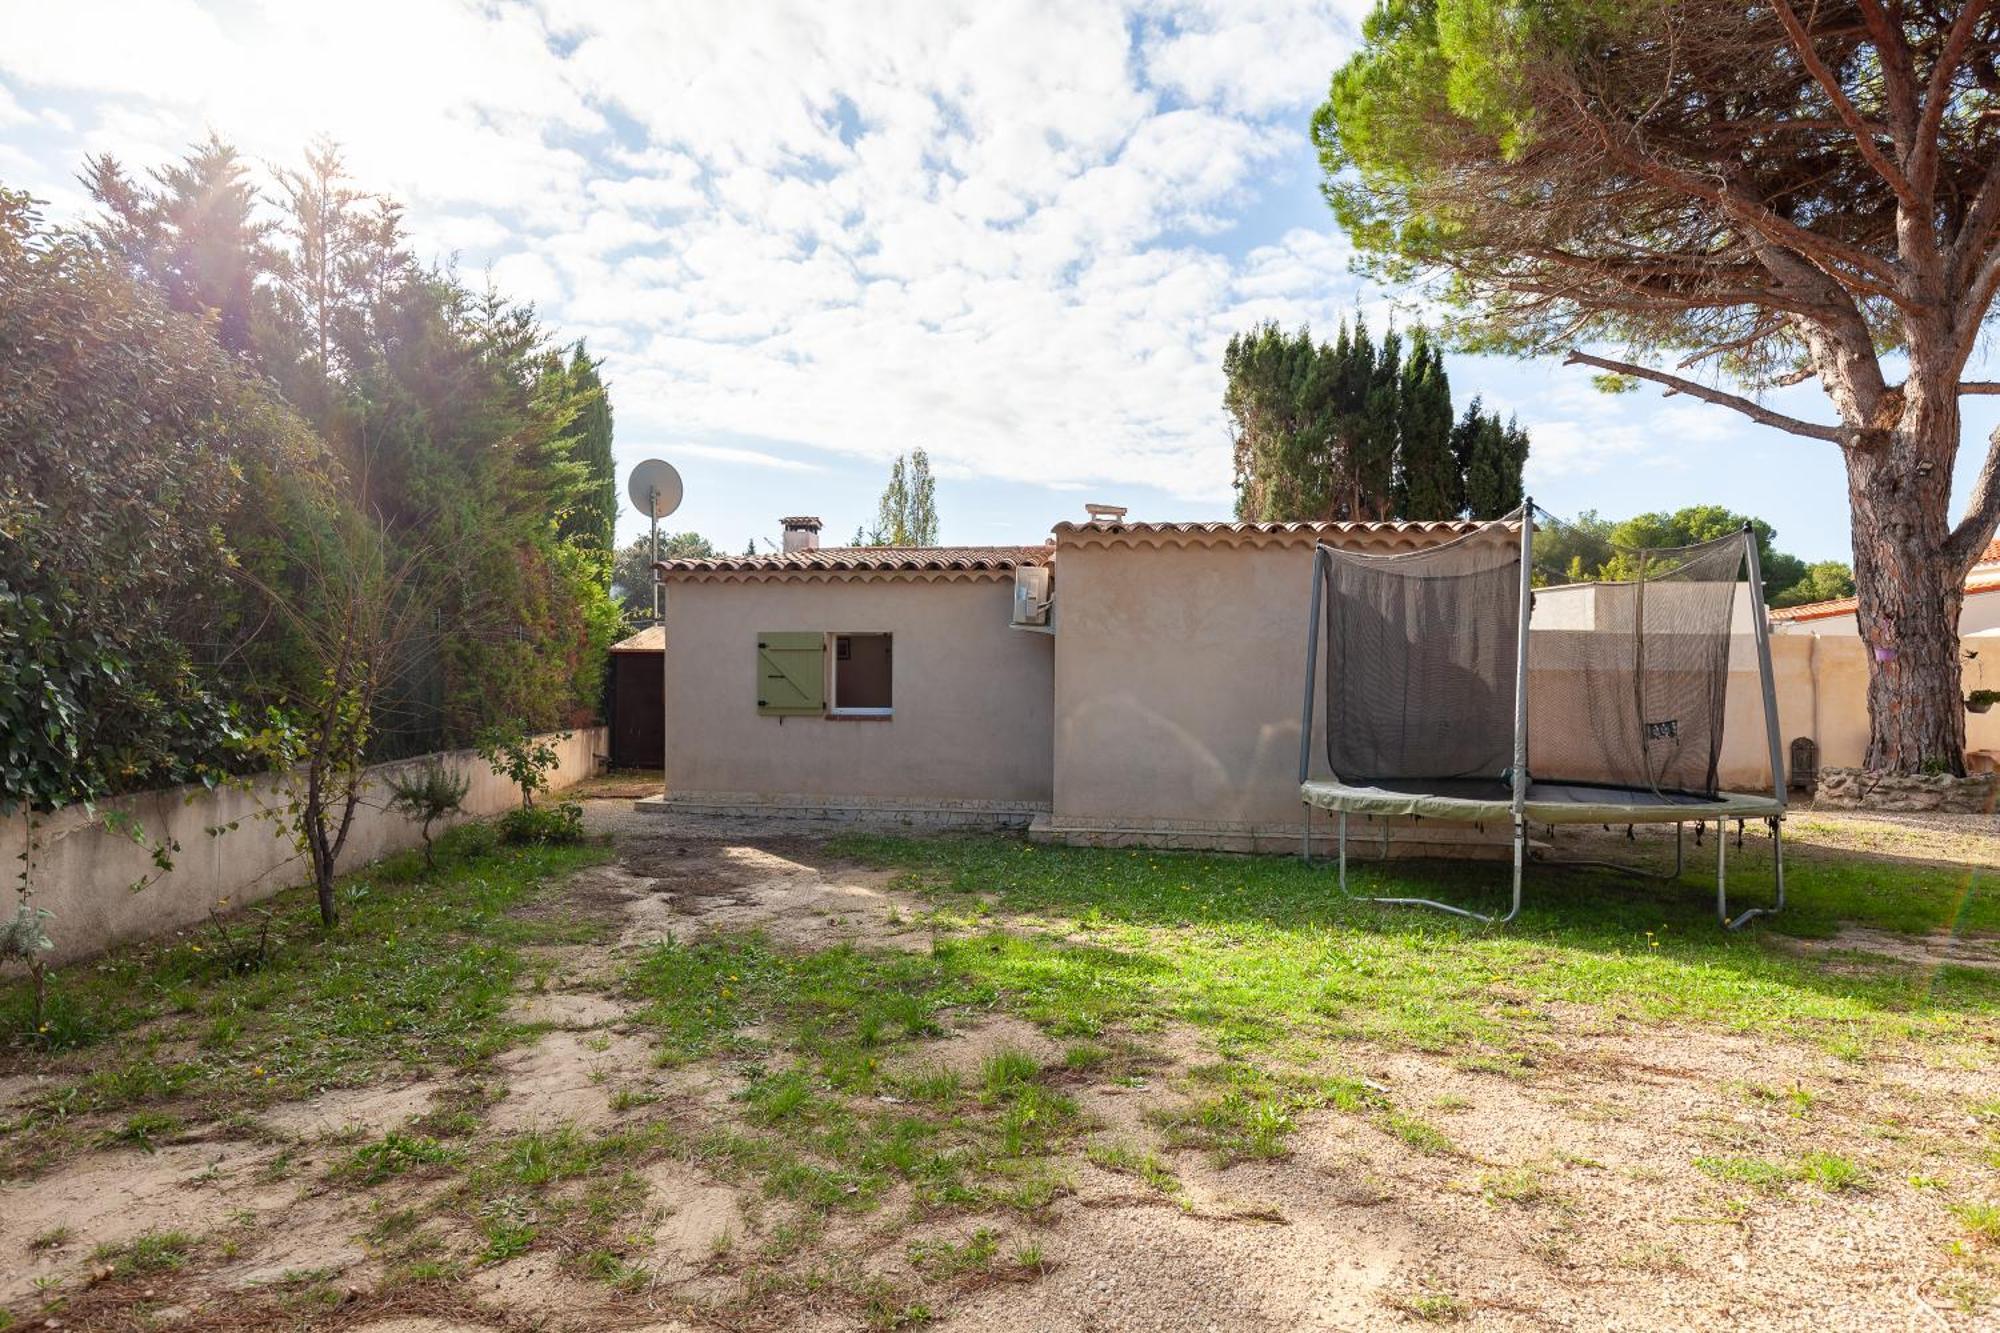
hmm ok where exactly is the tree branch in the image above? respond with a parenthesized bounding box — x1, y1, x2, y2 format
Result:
(1562, 350, 1847, 442)
(1963, 382, 2000, 395)
(1910, 0, 1992, 195)
(1771, 0, 1920, 209)
(1855, 0, 1922, 156)
(1947, 422, 2000, 571)
(1561, 88, 1913, 305)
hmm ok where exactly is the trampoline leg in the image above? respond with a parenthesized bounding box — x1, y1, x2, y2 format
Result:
(1338, 811, 1348, 895)
(1718, 816, 1785, 931)
(1499, 816, 1524, 925)
(1714, 814, 1728, 927)
(1673, 822, 1684, 878)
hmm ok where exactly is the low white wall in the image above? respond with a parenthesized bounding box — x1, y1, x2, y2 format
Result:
(4, 728, 603, 965)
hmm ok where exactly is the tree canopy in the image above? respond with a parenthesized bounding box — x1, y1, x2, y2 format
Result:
(1532, 504, 1855, 606)
(1315, 0, 2000, 773)
(1227, 319, 1526, 522)
(861, 450, 940, 546)
(2, 136, 621, 816)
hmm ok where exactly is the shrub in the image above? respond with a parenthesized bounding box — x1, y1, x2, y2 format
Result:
(476, 728, 569, 810)
(385, 761, 471, 873)
(499, 802, 584, 846)
(437, 820, 498, 862)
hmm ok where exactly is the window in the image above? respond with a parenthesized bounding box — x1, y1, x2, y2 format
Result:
(832, 634, 892, 715)
(755, 632, 892, 718)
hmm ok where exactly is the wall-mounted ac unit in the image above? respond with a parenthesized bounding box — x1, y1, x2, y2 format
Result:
(1012, 564, 1052, 629)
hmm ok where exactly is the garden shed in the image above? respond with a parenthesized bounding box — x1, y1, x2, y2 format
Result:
(606, 624, 665, 770)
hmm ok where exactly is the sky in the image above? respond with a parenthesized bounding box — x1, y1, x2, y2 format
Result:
(3, 0, 1994, 563)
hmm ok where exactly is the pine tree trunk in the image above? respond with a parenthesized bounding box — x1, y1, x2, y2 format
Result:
(1846, 389, 1969, 776)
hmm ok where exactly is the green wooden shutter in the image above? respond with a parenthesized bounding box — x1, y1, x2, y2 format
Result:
(757, 632, 826, 716)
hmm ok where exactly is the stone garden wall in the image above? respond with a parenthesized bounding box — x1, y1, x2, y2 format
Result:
(1814, 765, 1999, 814)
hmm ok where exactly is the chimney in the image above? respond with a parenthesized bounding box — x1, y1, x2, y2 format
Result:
(781, 515, 822, 553)
(1084, 502, 1128, 526)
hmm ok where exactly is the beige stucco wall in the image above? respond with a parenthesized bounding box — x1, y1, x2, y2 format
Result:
(4, 729, 603, 965)
(661, 576, 1053, 808)
(1751, 632, 2000, 778)
(1052, 541, 1328, 830)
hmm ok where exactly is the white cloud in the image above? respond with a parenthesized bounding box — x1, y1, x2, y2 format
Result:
(3, 1, 1384, 502)
(669, 444, 825, 472)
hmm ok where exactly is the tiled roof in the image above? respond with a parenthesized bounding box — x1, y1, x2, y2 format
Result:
(1051, 518, 1501, 552)
(656, 544, 1050, 578)
(1772, 573, 2000, 623)
(1982, 535, 2000, 566)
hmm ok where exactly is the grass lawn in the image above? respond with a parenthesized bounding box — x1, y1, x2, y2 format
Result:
(828, 827, 2000, 1060)
(0, 811, 1995, 1331)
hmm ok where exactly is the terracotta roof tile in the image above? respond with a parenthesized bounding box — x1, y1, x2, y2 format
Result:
(1051, 518, 1500, 552)
(1772, 573, 2000, 623)
(657, 544, 1050, 577)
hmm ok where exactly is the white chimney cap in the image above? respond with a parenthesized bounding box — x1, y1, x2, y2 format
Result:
(1084, 503, 1127, 524)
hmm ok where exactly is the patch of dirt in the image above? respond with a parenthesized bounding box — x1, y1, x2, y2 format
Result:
(466, 1250, 604, 1321)
(508, 990, 632, 1029)
(0, 1140, 291, 1305)
(487, 1028, 658, 1133)
(1790, 925, 2000, 971)
(207, 1188, 373, 1290)
(262, 1079, 443, 1140)
(614, 836, 931, 953)
(891, 1014, 1064, 1082)
(0, 1073, 54, 1113)
(641, 1159, 750, 1279)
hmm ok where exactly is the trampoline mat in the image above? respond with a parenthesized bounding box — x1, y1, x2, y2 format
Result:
(1301, 777, 1782, 825)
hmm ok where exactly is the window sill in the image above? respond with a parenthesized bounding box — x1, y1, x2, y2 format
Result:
(827, 710, 893, 721)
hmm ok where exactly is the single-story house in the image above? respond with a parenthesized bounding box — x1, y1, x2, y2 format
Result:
(652, 508, 1532, 851)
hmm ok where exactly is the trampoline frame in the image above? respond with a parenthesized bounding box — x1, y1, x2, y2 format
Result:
(1296, 499, 1788, 929)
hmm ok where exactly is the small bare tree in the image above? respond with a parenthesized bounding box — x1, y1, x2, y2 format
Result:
(242, 504, 434, 926)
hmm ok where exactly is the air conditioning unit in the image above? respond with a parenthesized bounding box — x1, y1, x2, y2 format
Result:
(1012, 564, 1052, 628)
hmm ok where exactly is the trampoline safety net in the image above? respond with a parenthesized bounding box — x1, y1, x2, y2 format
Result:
(1527, 534, 1745, 797)
(1320, 525, 1749, 798)
(1320, 528, 1522, 783)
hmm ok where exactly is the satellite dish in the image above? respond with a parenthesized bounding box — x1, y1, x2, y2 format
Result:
(627, 459, 684, 520)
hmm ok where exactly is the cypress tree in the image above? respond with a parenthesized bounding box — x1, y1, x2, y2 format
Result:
(1394, 335, 1457, 520)
(557, 343, 617, 554)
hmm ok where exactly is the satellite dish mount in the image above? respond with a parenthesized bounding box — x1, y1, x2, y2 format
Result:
(628, 459, 685, 621)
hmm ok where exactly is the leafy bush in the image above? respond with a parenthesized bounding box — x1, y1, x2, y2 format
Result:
(437, 820, 499, 862)
(498, 802, 584, 846)
(477, 728, 570, 810)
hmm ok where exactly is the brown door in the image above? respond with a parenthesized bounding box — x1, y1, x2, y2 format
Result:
(611, 652, 665, 769)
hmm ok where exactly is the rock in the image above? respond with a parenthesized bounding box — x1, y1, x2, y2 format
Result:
(1813, 766, 1997, 813)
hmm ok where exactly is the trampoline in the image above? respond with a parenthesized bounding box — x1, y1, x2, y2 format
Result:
(1297, 500, 1787, 928)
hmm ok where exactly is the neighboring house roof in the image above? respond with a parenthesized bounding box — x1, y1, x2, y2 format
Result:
(1051, 518, 1499, 553)
(609, 625, 666, 652)
(656, 544, 1051, 583)
(1772, 573, 2000, 624)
